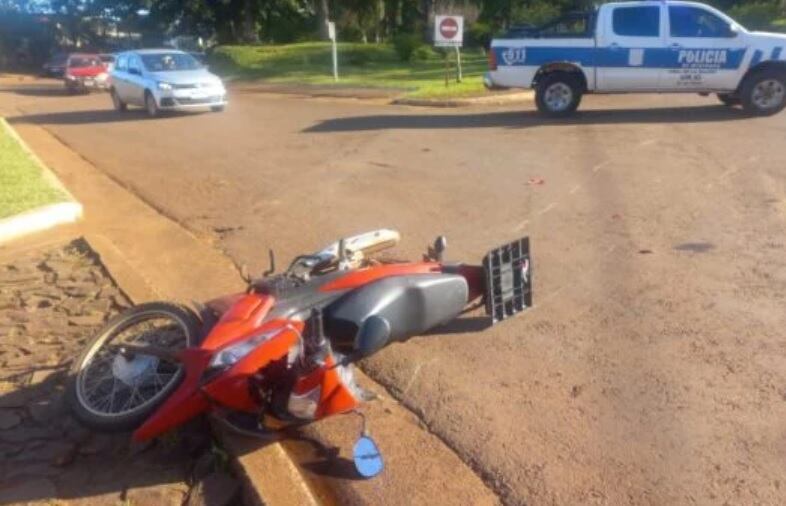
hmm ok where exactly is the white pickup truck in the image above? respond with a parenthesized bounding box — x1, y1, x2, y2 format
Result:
(486, 0, 786, 116)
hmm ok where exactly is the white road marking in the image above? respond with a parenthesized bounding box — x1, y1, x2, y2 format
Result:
(638, 139, 657, 147)
(537, 203, 557, 216)
(592, 160, 611, 173)
(402, 358, 439, 395)
(569, 184, 581, 194)
(718, 165, 740, 180)
(515, 219, 530, 231)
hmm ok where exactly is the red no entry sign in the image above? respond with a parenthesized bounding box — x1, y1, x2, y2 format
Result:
(434, 14, 463, 48)
(439, 17, 459, 39)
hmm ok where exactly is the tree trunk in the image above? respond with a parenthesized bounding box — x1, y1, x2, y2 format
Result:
(241, 0, 259, 43)
(317, 0, 330, 40)
(420, 0, 433, 40)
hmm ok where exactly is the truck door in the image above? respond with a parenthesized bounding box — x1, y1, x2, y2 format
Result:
(596, 2, 665, 91)
(661, 4, 748, 91)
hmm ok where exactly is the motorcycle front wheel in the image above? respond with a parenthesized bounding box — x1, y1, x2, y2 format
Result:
(66, 302, 201, 432)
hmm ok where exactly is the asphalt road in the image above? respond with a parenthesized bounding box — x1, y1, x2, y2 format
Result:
(3, 77, 786, 505)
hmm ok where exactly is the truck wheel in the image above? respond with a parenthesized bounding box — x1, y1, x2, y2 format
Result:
(741, 69, 786, 116)
(535, 72, 582, 117)
(717, 93, 740, 107)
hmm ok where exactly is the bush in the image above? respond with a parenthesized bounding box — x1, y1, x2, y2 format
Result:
(340, 25, 366, 43)
(412, 45, 437, 61)
(466, 22, 493, 49)
(345, 48, 372, 66)
(728, 2, 781, 31)
(392, 33, 423, 62)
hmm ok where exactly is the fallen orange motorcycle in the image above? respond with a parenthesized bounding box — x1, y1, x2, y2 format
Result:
(66, 230, 531, 477)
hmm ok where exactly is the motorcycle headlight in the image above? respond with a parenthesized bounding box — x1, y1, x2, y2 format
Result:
(157, 81, 173, 91)
(208, 329, 281, 369)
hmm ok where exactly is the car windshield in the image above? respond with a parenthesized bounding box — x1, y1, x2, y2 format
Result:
(99, 55, 115, 63)
(140, 53, 202, 72)
(69, 57, 101, 68)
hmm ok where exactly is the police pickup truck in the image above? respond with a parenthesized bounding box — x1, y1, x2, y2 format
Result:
(486, 1, 786, 116)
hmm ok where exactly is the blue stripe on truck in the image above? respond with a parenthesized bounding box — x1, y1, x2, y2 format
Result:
(772, 47, 782, 60)
(748, 49, 763, 68)
(493, 46, 746, 70)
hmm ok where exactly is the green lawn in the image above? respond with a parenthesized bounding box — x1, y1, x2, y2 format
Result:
(210, 42, 490, 99)
(0, 121, 69, 219)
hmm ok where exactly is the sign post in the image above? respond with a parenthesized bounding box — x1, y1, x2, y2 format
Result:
(434, 15, 464, 86)
(328, 21, 338, 82)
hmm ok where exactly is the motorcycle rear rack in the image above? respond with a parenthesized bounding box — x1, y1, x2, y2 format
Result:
(483, 237, 531, 323)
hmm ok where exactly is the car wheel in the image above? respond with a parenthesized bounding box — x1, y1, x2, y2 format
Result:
(535, 72, 583, 117)
(741, 69, 786, 116)
(145, 91, 159, 118)
(111, 89, 127, 112)
(210, 105, 225, 113)
(717, 93, 740, 107)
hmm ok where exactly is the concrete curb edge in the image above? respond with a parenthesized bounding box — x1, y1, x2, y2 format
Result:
(392, 90, 534, 107)
(0, 118, 83, 244)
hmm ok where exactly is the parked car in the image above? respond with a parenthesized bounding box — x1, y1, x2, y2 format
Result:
(99, 53, 116, 71)
(486, 0, 786, 116)
(64, 53, 110, 93)
(97, 54, 116, 88)
(41, 53, 68, 78)
(109, 49, 227, 117)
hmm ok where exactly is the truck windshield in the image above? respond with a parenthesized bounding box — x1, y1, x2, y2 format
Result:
(141, 53, 202, 72)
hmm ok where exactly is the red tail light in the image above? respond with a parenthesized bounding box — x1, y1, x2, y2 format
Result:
(488, 50, 497, 71)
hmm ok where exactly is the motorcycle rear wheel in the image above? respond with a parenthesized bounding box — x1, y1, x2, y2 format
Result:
(66, 302, 201, 432)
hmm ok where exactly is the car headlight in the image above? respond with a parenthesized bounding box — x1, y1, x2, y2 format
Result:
(157, 82, 173, 91)
(208, 329, 281, 369)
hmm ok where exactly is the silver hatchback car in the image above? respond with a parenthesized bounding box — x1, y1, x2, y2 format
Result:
(110, 49, 227, 117)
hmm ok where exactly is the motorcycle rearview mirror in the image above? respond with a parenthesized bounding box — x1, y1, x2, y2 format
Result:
(353, 434, 384, 478)
(427, 235, 447, 262)
(352, 410, 384, 478)
(342, 316, 391, 365)
(262, 249, 275, 277)
(240, 264, 251, 283)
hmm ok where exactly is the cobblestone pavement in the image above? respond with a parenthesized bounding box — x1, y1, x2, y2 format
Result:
(0, 240, 240, 506)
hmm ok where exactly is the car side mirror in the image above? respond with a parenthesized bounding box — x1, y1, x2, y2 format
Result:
(128, 68, 140, 76)
(345, 316, 391, 364)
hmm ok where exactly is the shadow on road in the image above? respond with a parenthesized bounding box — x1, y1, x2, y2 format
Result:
(8, 109, 191, 125)
(303, 105, 749, 133)
(427, 316, 492, 336)
(0, 86, 78, 98)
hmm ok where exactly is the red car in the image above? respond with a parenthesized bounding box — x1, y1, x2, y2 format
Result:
(64, 53, 110, 93)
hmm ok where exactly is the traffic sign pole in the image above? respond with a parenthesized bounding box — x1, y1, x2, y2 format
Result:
(455, 46, 462, 83)
(328, 21, 338, 82)
(444, 50, 449, 87)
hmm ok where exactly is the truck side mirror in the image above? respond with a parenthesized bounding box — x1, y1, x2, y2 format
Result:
(727, 24, 740, 38)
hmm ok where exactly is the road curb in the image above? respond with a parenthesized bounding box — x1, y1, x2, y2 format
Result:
(228, 80, 533, 107)
(0, 202, 83, 245)
(392, 90, 534, 107)
(0, 118, 83, 245)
